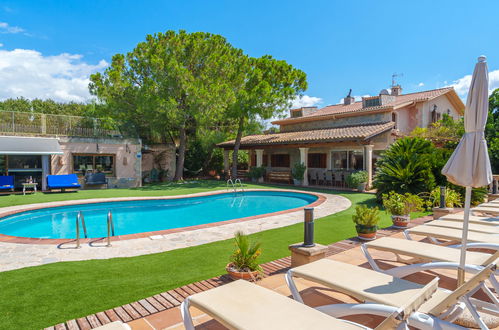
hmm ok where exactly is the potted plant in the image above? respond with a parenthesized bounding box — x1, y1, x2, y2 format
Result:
(247, 166, 265, 183)
(382, 192, 424, 228)
(292, 162, 307, 186)
(346, 170, 369, 192)
(226, 231, 263, 281)
(352, 205, 380, 240)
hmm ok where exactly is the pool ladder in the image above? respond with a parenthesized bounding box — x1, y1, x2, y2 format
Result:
(106, 210, 115, 247)
(75, 210, 115, 248)
(226, 178, 244, 193)
(75, 211, 88, 248)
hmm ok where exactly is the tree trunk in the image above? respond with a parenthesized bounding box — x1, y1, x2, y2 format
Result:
(174, 126, 187, 181)
(231, 116, 245, 180)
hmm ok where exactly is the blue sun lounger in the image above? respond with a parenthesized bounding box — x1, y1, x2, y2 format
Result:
(0, 176, 14, 191)
(47, 174, 81, 191)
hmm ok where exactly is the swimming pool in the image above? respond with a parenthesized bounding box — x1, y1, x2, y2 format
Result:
(0, 191, 318, 239)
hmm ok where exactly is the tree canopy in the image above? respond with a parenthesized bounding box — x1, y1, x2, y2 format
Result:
(90, 30, 246, 180)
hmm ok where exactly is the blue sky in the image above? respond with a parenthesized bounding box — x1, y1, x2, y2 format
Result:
(1, 0, 498, 106)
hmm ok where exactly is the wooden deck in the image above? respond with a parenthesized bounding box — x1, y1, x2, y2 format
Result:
(45, 216, 432, 330)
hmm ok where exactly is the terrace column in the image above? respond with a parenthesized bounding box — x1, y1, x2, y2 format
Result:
(326, 149, 332, 170)
(223, 149, 230, 179)
(41, 155, 49, 191)
(299, 147, 309, 186)
(363, 145, 374, 188)
(255, 149, 264, 183)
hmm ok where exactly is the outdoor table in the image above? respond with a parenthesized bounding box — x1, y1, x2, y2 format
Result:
(22, 182, 38, 195)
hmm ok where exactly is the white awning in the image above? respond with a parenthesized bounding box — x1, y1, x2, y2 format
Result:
(0, 136, 63, 155)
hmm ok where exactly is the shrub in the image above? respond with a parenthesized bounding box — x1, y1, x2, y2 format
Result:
(229, 231, 262, 272)
(346, 170, 368, 188)
(429, 187, 463, 208)
(248, 166, 265, 180)
(292, 162, 307, 181)
(353, 205, 380, 235)
(382, 191, 425, 216)
(352, 205, 380, 227)
(374, 137, 436, 200)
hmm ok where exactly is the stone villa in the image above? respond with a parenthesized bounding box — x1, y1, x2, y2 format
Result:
(218, 85, 465, 187)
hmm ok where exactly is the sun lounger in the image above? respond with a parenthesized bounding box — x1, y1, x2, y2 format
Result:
(181, 279, 411, 330)
(425, 220, 499, 234)
(0, 176, 14, 191)
(479, 203, 499, 208)
(473, 206, 499, 216)
(46, 174, 81, 191)
(405, 225, 499, 250)
(439, 214, 498, 226)
(93, 321, 131, 330)
(361, 237, 499, 291)
(286, 258, 498, 329)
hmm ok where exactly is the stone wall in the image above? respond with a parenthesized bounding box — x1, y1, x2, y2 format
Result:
(50, 136, 143, 188)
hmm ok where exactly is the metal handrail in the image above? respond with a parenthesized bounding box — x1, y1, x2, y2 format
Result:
(75, 211, 87, 248)
(234, 178, 244, 192)
(226, 179, 235, 192)
(106, 210, 115, 247)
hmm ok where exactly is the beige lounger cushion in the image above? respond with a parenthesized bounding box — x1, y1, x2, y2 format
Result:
(291, 259, 439, 316)
(407, 225, 499, 244)
(187, 279, 364, 330)
(480, 202, 499, 208)
(291, 259, 494, 317)
(425, 220, 499, 234)
(366, 237, 499, 266)
(473, 206, 499, 216)
(439, 214, 498, 226)
(93, 321, 131, 330)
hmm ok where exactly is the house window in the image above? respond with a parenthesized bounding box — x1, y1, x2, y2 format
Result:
(290, 109, 303, 118)
(391, 112, 397, 129)
(0, 155, 6, 175)
(73, 154, 115, 175)
(271, 154, 290, 167)
(349, 150, 364, 170)
(332, 151, 348, 169)
(307, 153, 327, 168)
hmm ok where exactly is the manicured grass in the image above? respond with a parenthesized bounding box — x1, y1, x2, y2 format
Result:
(0, 181, 428, 329)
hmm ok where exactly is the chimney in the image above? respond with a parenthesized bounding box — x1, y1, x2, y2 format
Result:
(343, 89, 355, 105)
(391, 85, 402, 96)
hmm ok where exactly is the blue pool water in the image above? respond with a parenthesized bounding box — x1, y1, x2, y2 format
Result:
(0, 191, 317, 239)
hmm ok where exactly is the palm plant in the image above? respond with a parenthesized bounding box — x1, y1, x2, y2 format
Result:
(229, 231, 262, 273)
(374, 137, 436, 200)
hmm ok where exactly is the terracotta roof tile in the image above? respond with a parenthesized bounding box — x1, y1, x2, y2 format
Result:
(218, 122, 394, 148)
(274, 87, 456, 124)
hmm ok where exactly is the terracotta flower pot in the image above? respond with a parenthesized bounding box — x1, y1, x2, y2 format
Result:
(355, 224, 377, 241)
(392, 215, 410, 228)
(226, 263, 259, 281)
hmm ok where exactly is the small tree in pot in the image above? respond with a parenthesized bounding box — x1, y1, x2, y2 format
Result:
(292, 162, 307, 186)
(346, 170, 369, 192)
(382, 192, 424, 228)
(248, 166, 266, 183)
(352, 205, 380, 240)
(226, 231, 263, 281)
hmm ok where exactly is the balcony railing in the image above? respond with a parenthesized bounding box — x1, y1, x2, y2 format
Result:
(0, 111, 121, 138)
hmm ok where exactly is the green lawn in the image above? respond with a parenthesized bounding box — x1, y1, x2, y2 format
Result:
(0, 181, 428, 329)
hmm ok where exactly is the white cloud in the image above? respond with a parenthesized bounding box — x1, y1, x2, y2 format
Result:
(291, 95, 322, 108)
(0, 22, 24, 34)
(448, 69, 499, 99)
(0, 48, 108, 102)
(0, 43, 3, 47)
(418, 82, 425, 87)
